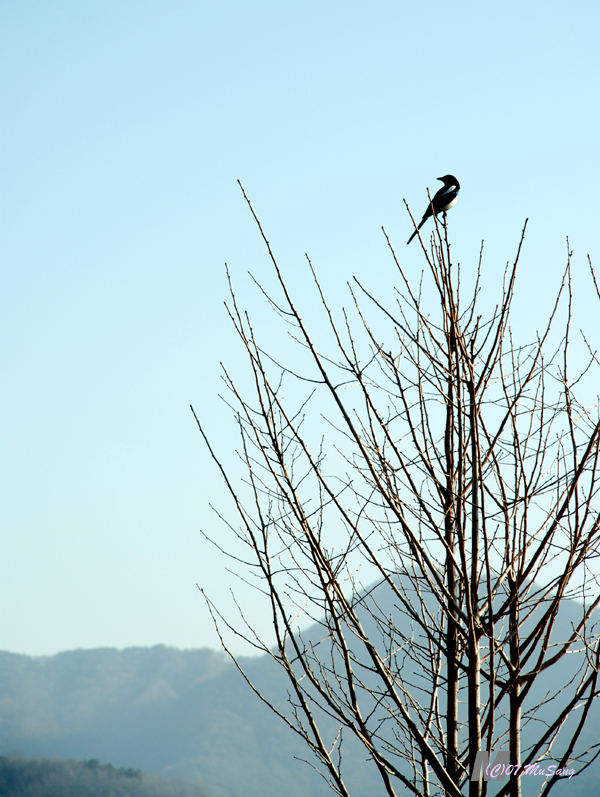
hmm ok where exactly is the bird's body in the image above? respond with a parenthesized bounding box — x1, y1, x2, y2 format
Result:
(407, 174, 460, 244)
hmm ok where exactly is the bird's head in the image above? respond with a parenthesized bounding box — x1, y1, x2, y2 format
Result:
(438, 174, 459, 187)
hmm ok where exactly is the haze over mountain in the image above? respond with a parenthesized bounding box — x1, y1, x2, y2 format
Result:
(0, 755, 209, 797)
(0, 645, 337, 797)
(1, 593, 598, 796)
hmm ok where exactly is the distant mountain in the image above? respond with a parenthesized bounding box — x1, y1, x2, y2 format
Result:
(0, 646, 342, 797)
(1, 600, 599, 796)
(0, 755, 208, 797)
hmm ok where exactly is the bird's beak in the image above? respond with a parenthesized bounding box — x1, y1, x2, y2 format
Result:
(437, 176, 444, 181)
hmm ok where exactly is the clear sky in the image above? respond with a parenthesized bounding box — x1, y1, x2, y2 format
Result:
(2, 0, 599, 656)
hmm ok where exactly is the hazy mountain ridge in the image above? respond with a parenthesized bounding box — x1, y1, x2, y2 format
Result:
(1, 600, 599, 797)
(0, 755, 209, 797)
(0, 646, 335, 797)
(0, 647, 231, 740)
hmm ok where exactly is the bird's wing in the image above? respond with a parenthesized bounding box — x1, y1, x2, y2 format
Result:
(432, 184, 459, 214)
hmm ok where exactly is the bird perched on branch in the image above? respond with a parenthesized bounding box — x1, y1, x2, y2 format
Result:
(407, 174, 460, 245)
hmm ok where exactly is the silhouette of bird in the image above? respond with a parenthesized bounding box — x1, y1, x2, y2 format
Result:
(407, 175, 460, 245)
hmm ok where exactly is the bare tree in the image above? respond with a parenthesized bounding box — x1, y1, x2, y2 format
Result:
(193, 183, 600, 797)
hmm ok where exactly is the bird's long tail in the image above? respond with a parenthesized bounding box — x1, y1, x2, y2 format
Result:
(406, 216, 428, 245)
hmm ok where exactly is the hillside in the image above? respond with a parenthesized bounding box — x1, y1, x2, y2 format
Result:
(1, 600, 599, 796)
(0, 645, 346, 797)
(0, 755, 209, 797)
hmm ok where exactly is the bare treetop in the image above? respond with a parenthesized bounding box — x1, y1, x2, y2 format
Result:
(193, 184, 600, 797)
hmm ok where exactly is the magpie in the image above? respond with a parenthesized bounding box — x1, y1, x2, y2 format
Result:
(407, 174, 460, 244)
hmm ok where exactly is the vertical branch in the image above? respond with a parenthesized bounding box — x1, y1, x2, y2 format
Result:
(509, 578, 521, 797)
(440, 216, 460, 794)
(468, 359, 483, 797)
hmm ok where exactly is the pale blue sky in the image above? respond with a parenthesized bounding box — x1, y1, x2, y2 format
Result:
(2, 0, 599, 656)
